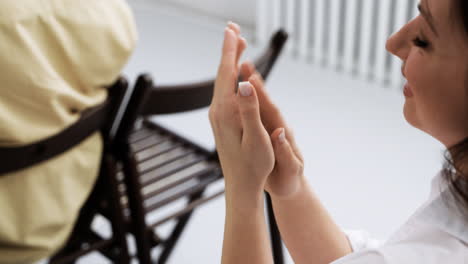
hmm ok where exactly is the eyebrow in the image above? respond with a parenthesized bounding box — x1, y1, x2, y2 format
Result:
(418, 2, 439, 37)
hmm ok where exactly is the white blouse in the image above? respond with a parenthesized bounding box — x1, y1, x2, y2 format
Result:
(333, 170, 468, 263)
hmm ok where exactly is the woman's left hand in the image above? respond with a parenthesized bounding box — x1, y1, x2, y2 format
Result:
(209, 23, 276, 200)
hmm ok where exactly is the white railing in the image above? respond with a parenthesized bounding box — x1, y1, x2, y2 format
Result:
(256, 0, 418, 88)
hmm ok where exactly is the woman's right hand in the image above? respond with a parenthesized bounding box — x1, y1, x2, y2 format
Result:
(240, 61, 306, 199)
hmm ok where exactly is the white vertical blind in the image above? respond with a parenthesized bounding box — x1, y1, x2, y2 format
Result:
(374, 0, 391, 84)
(256, 0, 419, 89)
(285, 0, 296, 54)
(358, 0, 374, 79)
(328, 0, 341, 70)
(343, 0, 358, 75)
(256, 0, 268, 44)
(298, 0, 310, 59)
(271, 0, 281, 37)
(313, 0, 325, 65)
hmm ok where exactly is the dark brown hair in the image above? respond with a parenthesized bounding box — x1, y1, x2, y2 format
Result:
(442, 0, 468, 214)
(460, 0, 468, 30)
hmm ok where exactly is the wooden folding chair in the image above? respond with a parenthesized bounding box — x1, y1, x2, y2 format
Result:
(46, 77, 132, 264)
(113, 30, 288, 264)
(0, 77, 132, 264)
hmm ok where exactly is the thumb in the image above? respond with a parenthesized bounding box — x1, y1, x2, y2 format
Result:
(271, 128, 298, 175)
(249, 73, 288, 134)
(237, 81, 264, 139)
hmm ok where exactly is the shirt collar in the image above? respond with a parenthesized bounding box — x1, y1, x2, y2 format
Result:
(418, 169, 468, 243)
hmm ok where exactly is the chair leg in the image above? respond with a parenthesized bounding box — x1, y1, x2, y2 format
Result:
(266, 192, 284, 264)
(134, 230, 153, 264)
(157, 191, 204, 264)
(122, 155, 153, 264)
(103, 155, 131, 264)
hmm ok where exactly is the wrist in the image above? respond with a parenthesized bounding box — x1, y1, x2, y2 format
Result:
(225, 185, 265, 211)
(269, 174, 309, 202)
(223, 170, 267, 204)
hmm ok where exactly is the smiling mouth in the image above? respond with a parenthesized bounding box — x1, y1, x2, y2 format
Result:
(401, 63, 413, 97)
(404, 82, 414, 97)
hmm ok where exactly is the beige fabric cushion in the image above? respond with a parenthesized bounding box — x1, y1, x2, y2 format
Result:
(0, 0, 137, 262)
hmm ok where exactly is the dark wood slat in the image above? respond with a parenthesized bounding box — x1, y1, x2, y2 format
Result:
(132, 136, 171, 154)
(140, 155, 208, 187)
(129, 128, 154, 143)
(143, 120, 215, 158)
(149, 189, 224, 228)
(139, 150, 196, 176)
(142, 165, 220, 200)
(136, 143, 185, 165)
(144, 172, 221, 213)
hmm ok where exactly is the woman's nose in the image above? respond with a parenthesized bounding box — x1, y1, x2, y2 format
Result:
(386, 26, 410, 61)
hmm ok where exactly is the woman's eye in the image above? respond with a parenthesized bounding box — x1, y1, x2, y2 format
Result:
(412, 37, 429, 48)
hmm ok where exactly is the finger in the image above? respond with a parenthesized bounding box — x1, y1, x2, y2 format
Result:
(237, 81, 264, 141)
(228, 22, 247, 68)
(236, 36, 247, 66)
(228, 21, 241, 35)
(271, 128, 300, 176)
(240, 60, 256, 82)
(249, 74, 303, 160)
(215, 28, 239, 99)
(248, 73, 287, 132)
(270, 128, 302, 195)
(220, 27, 238, 72)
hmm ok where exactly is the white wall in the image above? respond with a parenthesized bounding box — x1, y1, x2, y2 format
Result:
(155, 0, 256, 28)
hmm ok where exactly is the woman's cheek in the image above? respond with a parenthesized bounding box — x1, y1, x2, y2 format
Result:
(404, 52, 426, 95)
(402, 51, 436, 132)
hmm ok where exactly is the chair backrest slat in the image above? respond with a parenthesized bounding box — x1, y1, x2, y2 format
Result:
(0, 77, 127, 175)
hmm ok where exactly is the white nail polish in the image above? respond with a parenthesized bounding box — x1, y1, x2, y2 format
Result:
(239, 82, 252, 97)
(278, 129, 286, 143)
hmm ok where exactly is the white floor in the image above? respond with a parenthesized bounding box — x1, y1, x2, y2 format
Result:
(85, 1, 446, 263)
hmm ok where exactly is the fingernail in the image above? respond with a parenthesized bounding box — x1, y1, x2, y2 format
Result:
(240, 36, 247, 44)
(228, 21, 240, 30)
(278, 128, 286, 144)
(238, 82, 252, 97)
